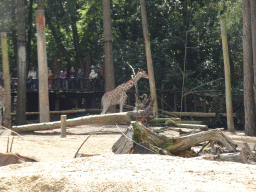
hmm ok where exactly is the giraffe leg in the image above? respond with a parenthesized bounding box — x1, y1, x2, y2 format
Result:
(119, 103, 123, 113)
(101, 102, 111, 114)
(119, 94, 128, 113)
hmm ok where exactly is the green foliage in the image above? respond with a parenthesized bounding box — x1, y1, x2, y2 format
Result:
(0, 0, 15, 32)
(0, 0, 244, 96)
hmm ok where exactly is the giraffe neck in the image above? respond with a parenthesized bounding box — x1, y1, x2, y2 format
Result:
(120, 73, 142, 92)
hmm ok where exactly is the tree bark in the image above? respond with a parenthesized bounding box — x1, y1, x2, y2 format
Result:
(128, 121, 237, 155)
(102, 0, 116, 113)
(27, 0, 34, 71)
(113, 121, 237, 155)
(70, 11, 83, 70)
(1, 33, 11, 128)
(45, 13, 74, 68)
(36, 9, 50, 123)
(220, 19, 235, 132)
(250, 0, 256, 120)
(243, 0, 256, 136)
(140, 0, 158, 117)
(159, 110, 236, 118)
(12, 112, 133, 133)
(149, 118, 181, 125)
(16, 0, 27, 125)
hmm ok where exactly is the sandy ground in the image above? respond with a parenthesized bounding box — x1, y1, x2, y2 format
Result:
(0, 125, 128, 161)
(0, 124, 256, 191)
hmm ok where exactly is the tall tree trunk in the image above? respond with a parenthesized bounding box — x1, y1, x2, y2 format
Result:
(243, 0, 256, 136)
(10, 0, 17, 69)
(66, 0, 83, 69)
(16, 0, 27, 125)
(1, 33, 11, 128)
(220, 19, 235, 132)
(250, 0, 256, 116)
(27, 0, 34, 71)
(102, 0, 116, 113)
(140, 0, 158, 117)
(36, 3, 50, 123)
(45, 13, 74, 69)
(70, 14, 83, 70)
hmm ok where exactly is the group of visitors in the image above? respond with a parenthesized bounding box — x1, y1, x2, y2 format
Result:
(58, 67, 86, 90)
(7, 66, 99, 91)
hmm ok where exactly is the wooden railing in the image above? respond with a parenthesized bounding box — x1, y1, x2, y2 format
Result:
(4, 77, 105, 91)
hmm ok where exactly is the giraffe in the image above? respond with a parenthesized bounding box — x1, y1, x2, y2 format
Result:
(101, 70, 149, 114)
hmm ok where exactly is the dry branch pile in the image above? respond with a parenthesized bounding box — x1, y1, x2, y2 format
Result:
(113, 121, 256, 164)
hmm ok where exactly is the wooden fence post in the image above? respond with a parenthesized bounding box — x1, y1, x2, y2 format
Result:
(36, 9, 50, 123)
(61, 115, 67, 138)
(1, 32, 11, 128)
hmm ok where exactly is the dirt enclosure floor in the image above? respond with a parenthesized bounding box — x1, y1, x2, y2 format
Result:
(0, 125, 256, 191)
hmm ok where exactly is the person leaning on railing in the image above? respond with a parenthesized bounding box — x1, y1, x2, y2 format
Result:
(11, 68, 18, 90)
(76, 68, 84, 89)
(48, 69, 54, 89)
(27, 67, 37, 90)
(89, 68, 99, 89)
(69, 67, 76, 90)
(59, 70, 65, 90)
(63, 68, 69, 90)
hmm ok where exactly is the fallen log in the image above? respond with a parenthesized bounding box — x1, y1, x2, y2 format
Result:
(112, 128, 134, 154)
(12, 112, 132, 133)
(180, 120, 210, 125)
(148, 118, 181, 125)
(159, 110, 236, 118)
(11, 109, 102, 116)
(154, 127, 201, 135)
(176, 123, 208, 131)
(113, 121, 237, 156)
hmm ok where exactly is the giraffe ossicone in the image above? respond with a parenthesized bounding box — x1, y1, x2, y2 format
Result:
(101, 70, 149, 114)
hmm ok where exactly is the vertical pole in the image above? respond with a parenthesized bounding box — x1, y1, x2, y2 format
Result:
(1, 33, 11, 128)
(36, 9, 50, 122)
(60, 115, 67, 138)
(17, 0, 27, 125)
(140, 0, 158, 117)
(220, 19, 235, 132)
(102, 0, 116, 113)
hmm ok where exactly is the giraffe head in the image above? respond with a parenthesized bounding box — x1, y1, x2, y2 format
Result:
(137, 69, 149, 79)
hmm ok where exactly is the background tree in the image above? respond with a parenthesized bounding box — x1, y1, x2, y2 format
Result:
(16, 0, 27, 125)
(103, 0, 115, 113)
(220, 18, 235, 132)
(243, 0, 256, 136)
(140, 0, 158, 116)
(37, 0, 50, 123)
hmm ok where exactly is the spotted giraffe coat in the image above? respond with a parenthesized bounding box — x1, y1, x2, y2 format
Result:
(101, 70, 149, 114)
